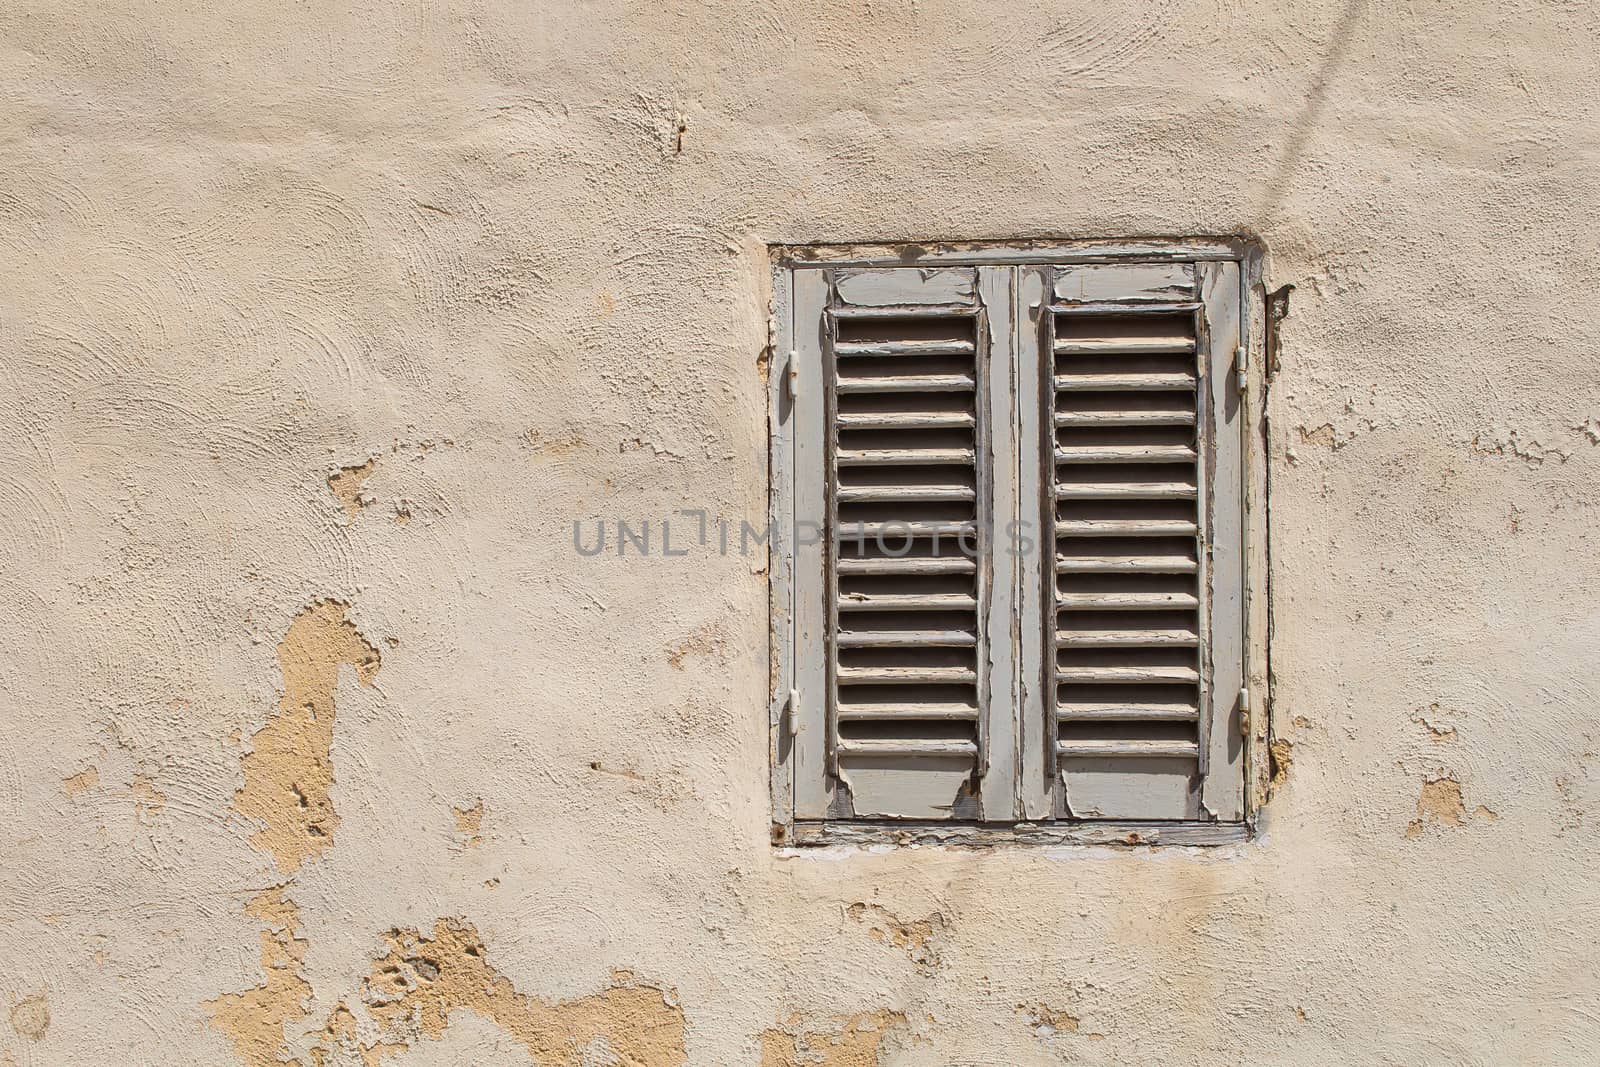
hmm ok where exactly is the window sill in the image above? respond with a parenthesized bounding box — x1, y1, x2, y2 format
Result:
(782, 819, 1250, 849)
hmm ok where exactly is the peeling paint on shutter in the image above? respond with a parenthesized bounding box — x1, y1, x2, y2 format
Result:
(826, 268, 990, 819)
(1042, 261, 1243, 821)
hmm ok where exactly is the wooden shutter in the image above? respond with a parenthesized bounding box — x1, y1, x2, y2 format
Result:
(1034, 261, 1246, 821)
(775, 249, 1250, 831)
(787, 266, 1020, 821)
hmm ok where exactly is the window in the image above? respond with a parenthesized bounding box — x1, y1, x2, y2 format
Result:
(769, 241, 1261, 844)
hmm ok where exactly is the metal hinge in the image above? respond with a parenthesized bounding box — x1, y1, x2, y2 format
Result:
(785, 349, 799, 399)
(1239, 686, 1251, 736)
(1234, 345, 1248, 393)
(783, 688, 802, 735)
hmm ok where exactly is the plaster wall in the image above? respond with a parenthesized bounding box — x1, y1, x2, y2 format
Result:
(1, 1, 1598, 1064)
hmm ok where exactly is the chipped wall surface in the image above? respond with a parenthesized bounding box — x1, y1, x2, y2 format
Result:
(1, 1, 1598, 1063)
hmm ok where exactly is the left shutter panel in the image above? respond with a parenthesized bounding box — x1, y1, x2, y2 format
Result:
(792, 266, 1017, 821)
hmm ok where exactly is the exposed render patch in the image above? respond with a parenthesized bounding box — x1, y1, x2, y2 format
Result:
(451, 798, 485, 849)
(1405, 774, 1497, 838)
(9, 992, 49, 1042)
(233, 600, 381, 874)
(845, 902, 944, 971)
(1269, 738, 1293, 791)
(204, 888, 311, 1067)
(665, 620, 730, 671)
(131, 772, 166, 816)
(1469, 428, 1570, 467)
(309, 918, 686, 1066)
(1412, 704, 1459, 742)
(61, 765, 98, 798)
(759, 1010, 908, 1067)
(1016, 1002, 1103, 1041)
(327, 459, 378, 519)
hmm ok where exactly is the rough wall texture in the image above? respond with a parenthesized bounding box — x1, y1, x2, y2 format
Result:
(2, 1, 1598, 1063)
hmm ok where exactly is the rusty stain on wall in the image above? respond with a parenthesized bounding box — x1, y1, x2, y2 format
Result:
(233, 600, 381, 873)
(310, 919, 686, 1066)
(759, 1010, 908, 1067)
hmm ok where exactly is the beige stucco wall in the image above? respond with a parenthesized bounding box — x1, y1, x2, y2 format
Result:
(3, 1, 1598, 1063)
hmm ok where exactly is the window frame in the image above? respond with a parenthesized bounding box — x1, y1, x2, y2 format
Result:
(768, 239, 1269, 847)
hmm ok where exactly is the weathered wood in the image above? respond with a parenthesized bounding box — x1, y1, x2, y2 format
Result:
(1057, 592, 1200, 611)
(1058, 628, 1200, 646)
(834, 268, 977, 306)
(977, 264, 1018, 822)
(1016, 266, 1053, 820)
(768, 260, 796, 839)
(1055, 338, 1195, 355)
(1056, 482, 1197, 500)
(837, 591, 978, 612)
(789, 819, 1250, 848)
(778, 238, 1250, 269)
(835, 557, 976, 576)
(838, 701, 980, 721)
(835, 373, 975, 393)
(835, 485, 975, 503)
(791, 268, 832, 819)
(834, 410, 975, 430)
(1199, 260, 1246, 821)
(1055, 409, 1195, 427)
(835, 339, 977, 357)
(1055, 444, 1197, 464)
(1059, 739, 1199, 758)
(1055, 372, 1197, 392)
(1057, 702, 1200, 721)
(1053, 264, 1198, 303)
(836, 447, 975, 466)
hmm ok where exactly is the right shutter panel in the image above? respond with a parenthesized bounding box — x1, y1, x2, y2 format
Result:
(1046, 263, 1207, 820)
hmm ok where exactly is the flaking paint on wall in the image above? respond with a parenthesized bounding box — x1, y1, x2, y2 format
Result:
(759, 1010, 907, 1067)
(233, 600, 381, 874)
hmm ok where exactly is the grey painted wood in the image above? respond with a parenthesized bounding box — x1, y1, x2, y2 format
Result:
(777, 238, 1251, 268)
(791, 268, 832, 818)
(1200, 261, 1246, 821)
(1016, 266, 1053, 820)
(977, 265, 1018, 821)
(1054, 263, 1198, 303)
(768, 264, 795, 837)
(834, 268, 978, 306)
(790, 819, 1250, 848)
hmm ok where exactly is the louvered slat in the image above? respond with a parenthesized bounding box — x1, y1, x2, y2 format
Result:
(1051, 298, 1204, 781)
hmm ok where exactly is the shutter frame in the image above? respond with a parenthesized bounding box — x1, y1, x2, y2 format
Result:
(772, 243, 1257, 835)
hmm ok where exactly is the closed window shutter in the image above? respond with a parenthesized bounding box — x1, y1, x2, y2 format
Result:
(1037, 261, 1246, 821)
(790, 266, 1019, 820)
(779, 250, 1248, 829)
